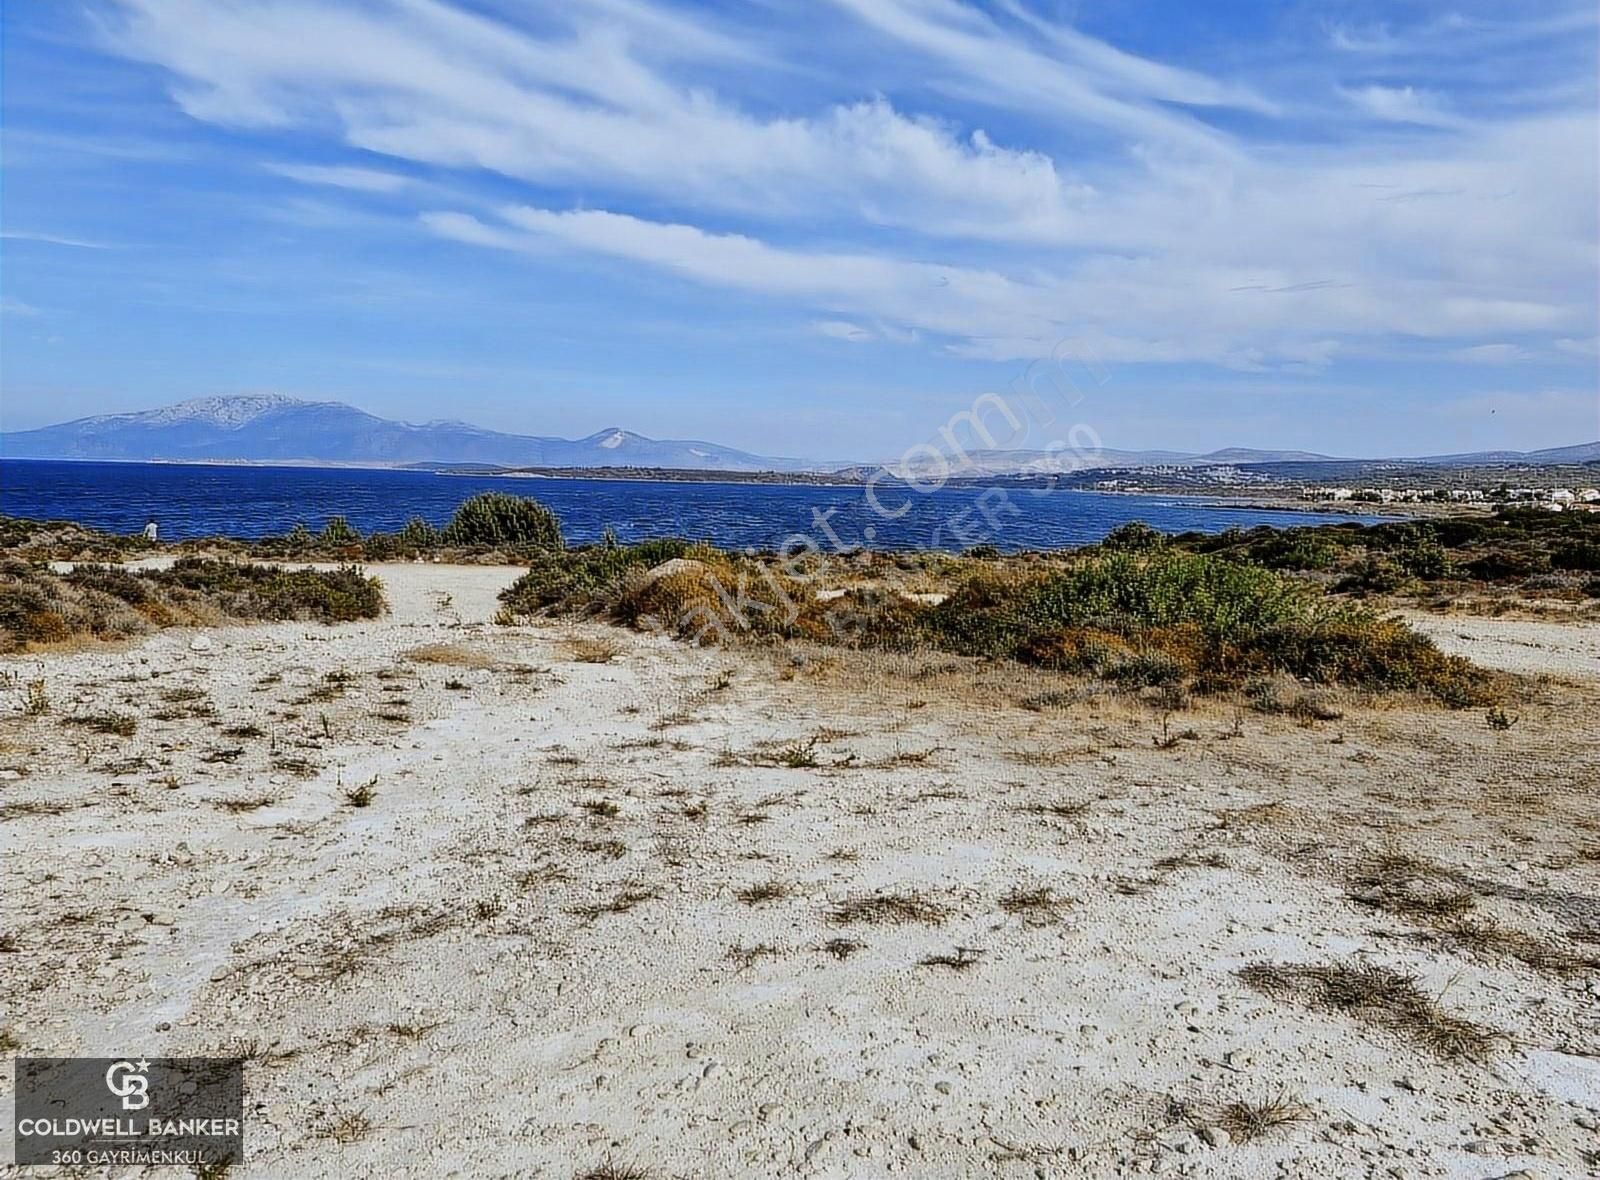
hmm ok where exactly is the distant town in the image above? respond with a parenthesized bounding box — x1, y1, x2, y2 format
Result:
(1297, 483, 1600, 510)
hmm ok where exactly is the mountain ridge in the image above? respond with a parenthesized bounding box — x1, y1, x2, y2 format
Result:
(3, 395, 1596, 473)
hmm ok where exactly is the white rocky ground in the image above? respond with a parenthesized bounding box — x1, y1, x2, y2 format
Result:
(2, 563, 1597, 1178)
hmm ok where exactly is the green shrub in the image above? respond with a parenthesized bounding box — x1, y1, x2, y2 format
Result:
(320, 516, 361, 546)
(399, 517, 440, 549)
(499, 536, 699, 617)
(441, 493, 563, 550)
(921, 551, 1493, 705)
(1552, 540, 1600, 572)
(1335, 556, 1406, 594)
(1100, 521, 1167, 553)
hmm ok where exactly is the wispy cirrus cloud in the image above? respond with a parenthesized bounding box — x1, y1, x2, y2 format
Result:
(5, 0, 1591, 454)
(263, 163, 415, 192)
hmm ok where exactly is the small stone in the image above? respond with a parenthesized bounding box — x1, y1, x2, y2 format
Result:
(934, 1081, 952, 1095)
(1395, 1076, 1425, 1093)
(1197, 1126, 1230, 1147)
(189, 636, 214, 652)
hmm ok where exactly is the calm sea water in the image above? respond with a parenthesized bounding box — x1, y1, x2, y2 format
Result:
(0, 460, 1380, 552)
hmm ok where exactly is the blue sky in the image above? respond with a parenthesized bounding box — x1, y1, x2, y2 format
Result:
(2, 0, 1597, 460)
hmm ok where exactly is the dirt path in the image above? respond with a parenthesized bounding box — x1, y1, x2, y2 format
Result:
(1398, 610, 1600, 679)
(2, 566, 1597, 1177)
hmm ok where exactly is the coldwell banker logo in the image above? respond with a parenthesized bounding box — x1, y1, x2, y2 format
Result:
(13, 1057, 244, 1167)
(105, 1059, 151, 1110)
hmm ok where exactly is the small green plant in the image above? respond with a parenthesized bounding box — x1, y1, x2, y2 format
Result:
(774, 737, 820, 768)
(319, 516, 361, 546)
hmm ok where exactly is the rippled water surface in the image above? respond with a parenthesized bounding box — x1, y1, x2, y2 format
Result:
(0, 460, 1381, 551)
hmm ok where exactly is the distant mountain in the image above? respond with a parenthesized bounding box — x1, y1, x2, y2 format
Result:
(873, 445, 1339, 477)
(0, 395, 811, 472)
(2, 394, 1593, 474)
(1402, 441, 1600, 465)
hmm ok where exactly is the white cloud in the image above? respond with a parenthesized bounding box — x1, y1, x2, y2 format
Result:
(1342, 85, 1460, 127)
(100, 0, 1598, 376)
(1, 230, 114, 249)
(425, 204, 1584, 368)
(813, 320, 875, 343)
(1449, 343, 1531, 364)
(264, 163, 413, 192)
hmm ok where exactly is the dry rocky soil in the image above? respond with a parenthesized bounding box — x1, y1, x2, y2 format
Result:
(2, 563, 1598, 1178)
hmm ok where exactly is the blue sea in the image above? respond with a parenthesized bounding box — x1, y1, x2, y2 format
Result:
(0, 460, 1381, 552)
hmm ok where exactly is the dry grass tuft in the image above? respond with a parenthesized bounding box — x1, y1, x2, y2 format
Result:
(823, 937, 864, 960)
(736, 879, 791, 905)
(1, 800, 73, 821)
(1153, 851, 1230, 872)
(918, 946, 984, 971)
(406, 643, 497, 669)
(577, 1160, 651, 1180)
(998, 886, 1069, 925)
(61, 712, 137, 737)
(1238, 961, 1500, 1061)
(564, 636, 624, 664)
(1430, 919, 1600, 977)
(726, 942, 782, 969)
(1214, 1092, 1312, 1142)
(829, 892, 949, 925)
(1019, 799, 1092, 819)
(317, 1108, 373, 1144)
(572, 885, 660, 921)
(215, 795, 275, 814)
(1345, 853, 1476, 920)
(343, 775, 379, 808)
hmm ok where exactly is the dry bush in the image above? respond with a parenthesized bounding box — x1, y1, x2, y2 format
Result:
(0, 558, 384, 652)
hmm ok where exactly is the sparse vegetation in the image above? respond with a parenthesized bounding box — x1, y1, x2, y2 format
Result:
(343, 776, 379, 808)
(918, 946, 984, 971)
(998, 885, 1069, 924)
(489, 512, 1506, 708)
(572, 885, 660, 921)
(0, 557, 384, 651)
(565, 636, 623, 664)
(1238, 961, 1500, 1061)
(62, 711, 137, 737)
(829, 892, 949, 925)
(735, 879, 791, 905)
(577, 1159, 651, 1180)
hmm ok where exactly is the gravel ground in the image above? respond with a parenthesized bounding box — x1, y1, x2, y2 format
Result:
(2, 563, 1597, 1178)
